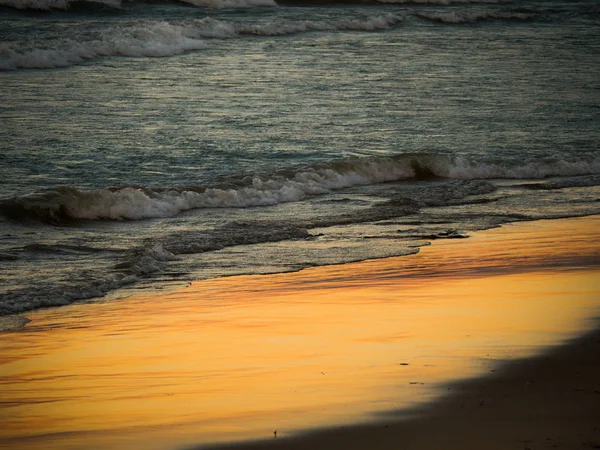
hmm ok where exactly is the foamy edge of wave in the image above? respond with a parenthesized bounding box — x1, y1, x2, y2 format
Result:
(0, 0, 120, 10)
(0, 0, 275, 10)
(3, 153, 600, 222)
(0, 22, 210, 70)
(0, 14, 402, 70)
(1, 155, 420, 221)
(378, 0, 510, 4)
(447, 156, 600, 179)
(181, 0, 277, 7)
(417, 10, 534, 24)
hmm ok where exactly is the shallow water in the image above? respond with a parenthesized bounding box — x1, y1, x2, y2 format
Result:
(1, 217, 599, 449)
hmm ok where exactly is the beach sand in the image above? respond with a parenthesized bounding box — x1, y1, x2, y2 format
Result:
(202, 217, 600, 450)
(1, 216, 599, 450)
(205, 320, 600, 450)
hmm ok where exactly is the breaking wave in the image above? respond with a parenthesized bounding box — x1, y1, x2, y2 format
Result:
(417, 10, 534, 24)
(377, 0, 509, 4)
(2, 153, 599, 223)
(0, 0, 120, 10)
(234, 13, 402, 35)
(272, 0, 509, 4)
(0, 0, 513, 8)
(0, 179, 492, 315)
(180, 0, 276, 6)
(0, 21, 209, 70)
(0, 0, 277, 10)
(0, 14, 401, 70)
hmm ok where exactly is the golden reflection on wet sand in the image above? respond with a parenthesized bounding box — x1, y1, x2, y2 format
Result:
(1, 217, 599, 450)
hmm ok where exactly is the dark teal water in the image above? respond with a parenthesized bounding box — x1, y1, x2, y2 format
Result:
(1, 0, 599, 315)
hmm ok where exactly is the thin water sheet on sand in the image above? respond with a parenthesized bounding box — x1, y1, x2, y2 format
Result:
(0, 216, 599, 450)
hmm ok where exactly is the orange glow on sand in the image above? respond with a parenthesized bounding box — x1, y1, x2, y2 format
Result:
(1, 217, 599, 450)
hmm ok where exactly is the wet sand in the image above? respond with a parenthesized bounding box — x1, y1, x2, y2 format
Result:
(1, 216, 599, 450)
(204, 321, 600, 450)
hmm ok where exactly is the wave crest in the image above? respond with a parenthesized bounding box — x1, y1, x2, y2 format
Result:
(0, 154, 424, 222)
(417, 10, 534, 24)
(0, 21, 209, 70)
(376, 0, 510, 4)
(0, 13, 402, 70)
(0, 0, 275, 10)
(0, 0, 120, 10)
(234, 13, 402, 35)
(180, 0, 276, 7)
(2, 153, 599, 223)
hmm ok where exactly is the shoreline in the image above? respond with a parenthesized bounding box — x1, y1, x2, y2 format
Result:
(2, 211, 599, 322)
(195, 215, 600, 450)
(1, 215, 599, 450)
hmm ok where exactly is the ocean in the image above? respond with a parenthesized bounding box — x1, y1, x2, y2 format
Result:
(1, 0, 599, 317)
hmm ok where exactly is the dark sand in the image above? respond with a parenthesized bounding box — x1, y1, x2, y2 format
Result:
(204, 325, 600, 450)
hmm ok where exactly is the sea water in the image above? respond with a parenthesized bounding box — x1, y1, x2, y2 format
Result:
(1, 0, 599, 316)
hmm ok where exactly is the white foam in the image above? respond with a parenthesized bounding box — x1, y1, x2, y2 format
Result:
(58, 158, 414, 219)
(0, 14, 403, 70)
(0, 273, 138, 315)
(0, 22, 208, 70)
(4, 153, 600, 222)
(0, 0, 120, 10)
(418, 10, 533, 24)
(235, 13, 402, 35)
(377, 0, 509, 4)
(180, 0, 276, 7)
(447, 156, 600, 179)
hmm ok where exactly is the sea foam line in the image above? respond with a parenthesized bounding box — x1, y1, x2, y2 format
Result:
(180, 0, 277, 7)
(0, 0, 120, 10)
(0, 22, 209, 70)
(377, 0, 510, 4)
(0, 14, 402, 70)
(0, 0, 275, 10)
(2, 153, 600, 222)
(417, 10, 534, 24)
